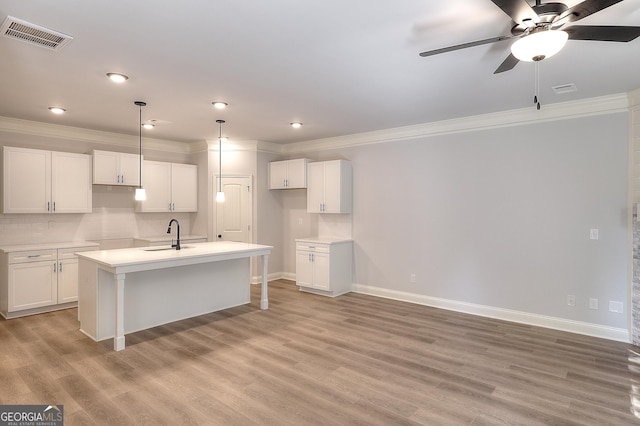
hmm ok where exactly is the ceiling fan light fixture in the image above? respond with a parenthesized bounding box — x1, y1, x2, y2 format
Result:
(511, 29, 568, 62)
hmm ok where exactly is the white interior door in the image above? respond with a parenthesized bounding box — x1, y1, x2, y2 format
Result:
(215, 176, 252, 243)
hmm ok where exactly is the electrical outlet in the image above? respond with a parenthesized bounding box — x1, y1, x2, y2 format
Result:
(567, 294, 575, 306)
(410, 274, 416, 283)
(298, 218, 303, 225)
(589, 298, 598, 310)
(609, 301, 624, 314)
(590, 229, 599, 240)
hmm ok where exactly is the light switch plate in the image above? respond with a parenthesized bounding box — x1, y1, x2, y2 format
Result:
(590, 229, 599, 240)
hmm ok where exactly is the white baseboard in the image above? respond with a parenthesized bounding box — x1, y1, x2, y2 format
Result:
(351, 283, 630, 343)
(251, 272, 294, 284)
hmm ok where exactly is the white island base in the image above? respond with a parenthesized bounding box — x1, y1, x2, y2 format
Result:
(77, 242, 272, 351)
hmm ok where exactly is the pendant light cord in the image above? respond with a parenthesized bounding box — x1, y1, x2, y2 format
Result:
(134, 101, 147, 188)
(139, 104, 142, 187)
(216, 119, 225, 194)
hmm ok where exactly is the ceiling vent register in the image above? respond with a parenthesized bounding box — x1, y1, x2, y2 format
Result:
(0, 16, 73, 51)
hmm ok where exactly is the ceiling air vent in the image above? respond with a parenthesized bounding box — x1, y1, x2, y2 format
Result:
(552, 83, 577, 95)
(0, 16, 73, 51)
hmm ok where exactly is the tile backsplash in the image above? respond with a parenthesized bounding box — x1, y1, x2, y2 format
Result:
(0, 186, 192, 247)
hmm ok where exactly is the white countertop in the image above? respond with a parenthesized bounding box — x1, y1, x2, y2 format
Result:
(296, 237, 353, 244)
(0, 241, 99, 253)
(134, 234, 207, 243)
(76, 241, 272, 272)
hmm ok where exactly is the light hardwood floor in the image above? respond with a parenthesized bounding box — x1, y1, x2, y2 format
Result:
(1, 279, 639, 425)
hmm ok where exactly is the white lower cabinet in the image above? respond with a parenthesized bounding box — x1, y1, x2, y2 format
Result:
(0, 243, 98, 318)
(9, 255, 57, 312)
(295, 238, 352, 297)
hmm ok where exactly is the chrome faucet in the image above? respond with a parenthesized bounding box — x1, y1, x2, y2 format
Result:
(167, 219, 181, 250)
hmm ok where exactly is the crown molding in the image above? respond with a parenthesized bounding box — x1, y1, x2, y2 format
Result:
(204, 139, 284, 154)
(629, 88, 640, 108)
(283, 93, 630, 155)
(0, 115, 191, 154)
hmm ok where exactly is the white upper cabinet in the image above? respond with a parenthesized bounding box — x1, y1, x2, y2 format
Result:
(269, 158, 309, 189)
(136, 160, 197, 212)
(2, 146, 92, 214)
(306, 160, 352, 214)
(93, 150, 141, 186)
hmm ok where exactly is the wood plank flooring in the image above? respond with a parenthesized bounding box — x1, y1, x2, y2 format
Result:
(1, 279, 639, 425)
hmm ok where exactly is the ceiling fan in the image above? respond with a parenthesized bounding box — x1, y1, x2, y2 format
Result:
(419, 0, 640, 74)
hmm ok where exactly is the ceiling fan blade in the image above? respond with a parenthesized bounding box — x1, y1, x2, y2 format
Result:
(493, 53, 520, 74)
(490, 0, 539, 24)
(557, 0, 624, 24)
(565, 25, 640, 41)
(419, 35, 514, 57)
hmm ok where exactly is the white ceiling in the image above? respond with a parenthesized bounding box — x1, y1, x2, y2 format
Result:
(0, 0, 639, 145)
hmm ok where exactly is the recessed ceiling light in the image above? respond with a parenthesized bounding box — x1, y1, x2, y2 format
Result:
(48, 107, 66, 114)
(106, 72, 128, 83)
(142, 123, 155, 129)
(290, 122, 303, 128)
(212, 102, 228, 109)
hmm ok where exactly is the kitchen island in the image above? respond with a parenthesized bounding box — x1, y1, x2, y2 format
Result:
(76, 241, 272, 351)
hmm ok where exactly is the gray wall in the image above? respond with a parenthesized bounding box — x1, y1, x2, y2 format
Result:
(280, 112, 629, 329)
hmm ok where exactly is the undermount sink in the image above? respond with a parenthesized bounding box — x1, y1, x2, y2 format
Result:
(142, 245, 192, 251)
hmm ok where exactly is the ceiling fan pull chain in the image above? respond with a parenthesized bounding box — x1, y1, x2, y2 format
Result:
(535, 61, 541, 110)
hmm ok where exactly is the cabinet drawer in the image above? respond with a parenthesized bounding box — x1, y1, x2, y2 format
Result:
(58, 246, 97, 260)
(296, 243, 330, 253)
(8, 250, 57, 264)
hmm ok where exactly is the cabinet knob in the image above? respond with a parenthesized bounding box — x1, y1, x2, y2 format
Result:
(218, 234, 222, 239)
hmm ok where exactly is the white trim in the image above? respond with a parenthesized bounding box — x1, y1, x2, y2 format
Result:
(251, 271, 290, 284)
(284, 93, 629, 154)
(352, 283, 629, 343)
(0, 115, 190, 154)
(205, 139, 284, 154)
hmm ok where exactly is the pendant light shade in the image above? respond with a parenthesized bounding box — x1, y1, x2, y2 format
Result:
(511, 29, 568, 62)
(216, 119, 225, 203)
(134, 101, 147, 201)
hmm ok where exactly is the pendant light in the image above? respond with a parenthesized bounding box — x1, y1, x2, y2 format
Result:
(134, 101, 147, 201)
(216, 119, 225, 203)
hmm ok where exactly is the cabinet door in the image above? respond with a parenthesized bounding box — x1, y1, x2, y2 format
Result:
(286, 159, 308, 188)
(269, 161, 288, 189)
(58, 258, 79, 303)
(312, 252, 331, 291)
(171, 163, 198, 212)
(92, 150, 120, 184)
(306, 162, 325, 213)
(137, 160, 172, 212)
(2, 147, 50, 213)
(51, 151, 92, 213)
(119, 153, 142, 186)
(322, 161, 343, 214)
(296, 251, 314, 287)
(8, 261, 57, 312)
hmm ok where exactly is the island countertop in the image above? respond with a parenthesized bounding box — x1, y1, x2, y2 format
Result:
(76, 241, 273, 273)
(77, 240, 273, 351)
